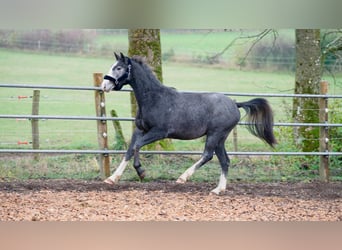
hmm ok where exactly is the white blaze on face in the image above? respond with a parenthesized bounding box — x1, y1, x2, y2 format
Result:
(101, 62, 118, 92)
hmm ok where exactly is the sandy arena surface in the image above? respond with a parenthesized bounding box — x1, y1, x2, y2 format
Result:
(0, 179, 341, 221)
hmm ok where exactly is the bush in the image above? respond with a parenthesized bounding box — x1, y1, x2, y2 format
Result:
(191, 52, 221, 65)
(0, 30, 16, 48)
(237, 37, 295, 71)
(162, 48, 175, 61)
(0, 30, 97, 53)
(54, 30, 96, 53)
(327, 99, 342, 179)
(329, 99, 342, 153)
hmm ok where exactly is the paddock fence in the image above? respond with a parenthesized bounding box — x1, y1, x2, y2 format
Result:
(1, 75, 342, 181)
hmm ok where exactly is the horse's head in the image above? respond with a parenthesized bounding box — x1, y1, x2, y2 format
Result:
(101, 52, 132, 92)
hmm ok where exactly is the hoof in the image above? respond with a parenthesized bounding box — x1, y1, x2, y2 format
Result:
(176, 178, 186, 184)
(135, 166, 146, 181)
(139, 170, 146, 181)
(210, 188, 224, 195)
(104, 178, 116, 185)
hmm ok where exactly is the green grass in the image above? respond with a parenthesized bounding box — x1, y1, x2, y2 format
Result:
(0, 37, 342, 182)
(1, 153, 332, 183)
(0, 48, 303, 152)
(1, 48, 341, 150)
(0, 154, 100, 180)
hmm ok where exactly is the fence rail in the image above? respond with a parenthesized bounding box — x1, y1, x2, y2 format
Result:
(1, 114, 342, 127)
(2, 83, 342, 98)
(1, 149, 342, 156)
(0, 83, 101, 91)
(0, 114, 135, 121)
(1, 80, 341, 181)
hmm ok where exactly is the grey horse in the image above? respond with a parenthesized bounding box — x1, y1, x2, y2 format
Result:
(102, 52, 276, 194)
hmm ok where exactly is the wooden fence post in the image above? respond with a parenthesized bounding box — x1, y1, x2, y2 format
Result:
(93, 73, 110, 179)
(319, 80, 329, 182)
(31, 90, 40, 161)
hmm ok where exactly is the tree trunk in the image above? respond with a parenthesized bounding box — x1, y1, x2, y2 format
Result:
(293, 29, 322, 152)
(128, 29, 173, 150)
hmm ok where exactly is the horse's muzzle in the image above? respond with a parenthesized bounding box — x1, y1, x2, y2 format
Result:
(102, 75, 118, 92)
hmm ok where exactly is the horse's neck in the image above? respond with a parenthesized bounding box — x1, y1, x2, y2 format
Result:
(130, 65, 165, 108)
(131, 80, 164, 109)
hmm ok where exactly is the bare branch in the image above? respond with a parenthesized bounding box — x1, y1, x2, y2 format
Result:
(322, 29, 342, 55)
(208, 29, 276, 65)
(238, 29, 278, 67)
(321, 29, 342, 80)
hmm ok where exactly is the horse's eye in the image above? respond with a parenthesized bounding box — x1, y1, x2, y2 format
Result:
(116, 66, 122, 71)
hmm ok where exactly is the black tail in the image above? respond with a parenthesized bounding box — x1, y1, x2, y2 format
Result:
(236, 98, 276, 147)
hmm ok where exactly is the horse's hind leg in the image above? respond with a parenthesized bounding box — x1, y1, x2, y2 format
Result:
(104, 158, 129, 184)
(104, 129, 144, 184)
(176, 157, 210, 183)
(176, 135, 216, 184)
(211, 141, 230, 195)
(177, 132, 230, 195)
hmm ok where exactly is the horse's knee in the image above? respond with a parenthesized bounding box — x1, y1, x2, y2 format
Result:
(202, 152, 214, 163)
(125, 149, 134, 161)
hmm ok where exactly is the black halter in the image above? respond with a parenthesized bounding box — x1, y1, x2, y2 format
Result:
(104, 59, 132, 88)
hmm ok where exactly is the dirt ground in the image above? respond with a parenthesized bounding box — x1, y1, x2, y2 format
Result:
(0, 179, 341, 221)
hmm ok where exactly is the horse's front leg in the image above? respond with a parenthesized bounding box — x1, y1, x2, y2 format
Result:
(104, 128, 144, 184)
(133, 148, 145, 180)
(132, 127, 168, 179)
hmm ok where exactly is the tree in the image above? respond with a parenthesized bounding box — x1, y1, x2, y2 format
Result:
(213, 29, 325, 152)
(292, 29, 322, 152)
(127, 29, 173, 150)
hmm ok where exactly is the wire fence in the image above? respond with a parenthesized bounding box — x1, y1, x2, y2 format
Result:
(1, 81, 342, 181)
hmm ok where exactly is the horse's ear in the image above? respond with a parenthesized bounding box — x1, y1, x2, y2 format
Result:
(114, 52, 120, 60)
(119, 52, 131, 64)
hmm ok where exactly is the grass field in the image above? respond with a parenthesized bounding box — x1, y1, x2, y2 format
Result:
(1, 32, 342, 182)
(0, 48, 297, 150)
(1, 48, 341, 149)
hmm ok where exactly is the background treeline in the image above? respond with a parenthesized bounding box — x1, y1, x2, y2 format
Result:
(0, 29, 98, 54)
(0, 29, 341, 72)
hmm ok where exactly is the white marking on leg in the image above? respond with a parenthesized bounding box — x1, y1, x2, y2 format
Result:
(211, 172, 227, 195)
(104, 158, 129, 184)
(176, 157, 203, 183)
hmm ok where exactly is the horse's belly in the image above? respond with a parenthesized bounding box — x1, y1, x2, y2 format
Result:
(167, 127, 206, 140)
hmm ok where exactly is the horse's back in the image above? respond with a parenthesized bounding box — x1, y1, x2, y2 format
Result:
(165, 92, 240, 139)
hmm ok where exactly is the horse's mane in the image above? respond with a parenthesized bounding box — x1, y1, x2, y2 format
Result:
(131, 55, 161, 83)
(131, 55, 146, 65)
(130, 55, 177, 91)
(131, 56, 155, 74)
